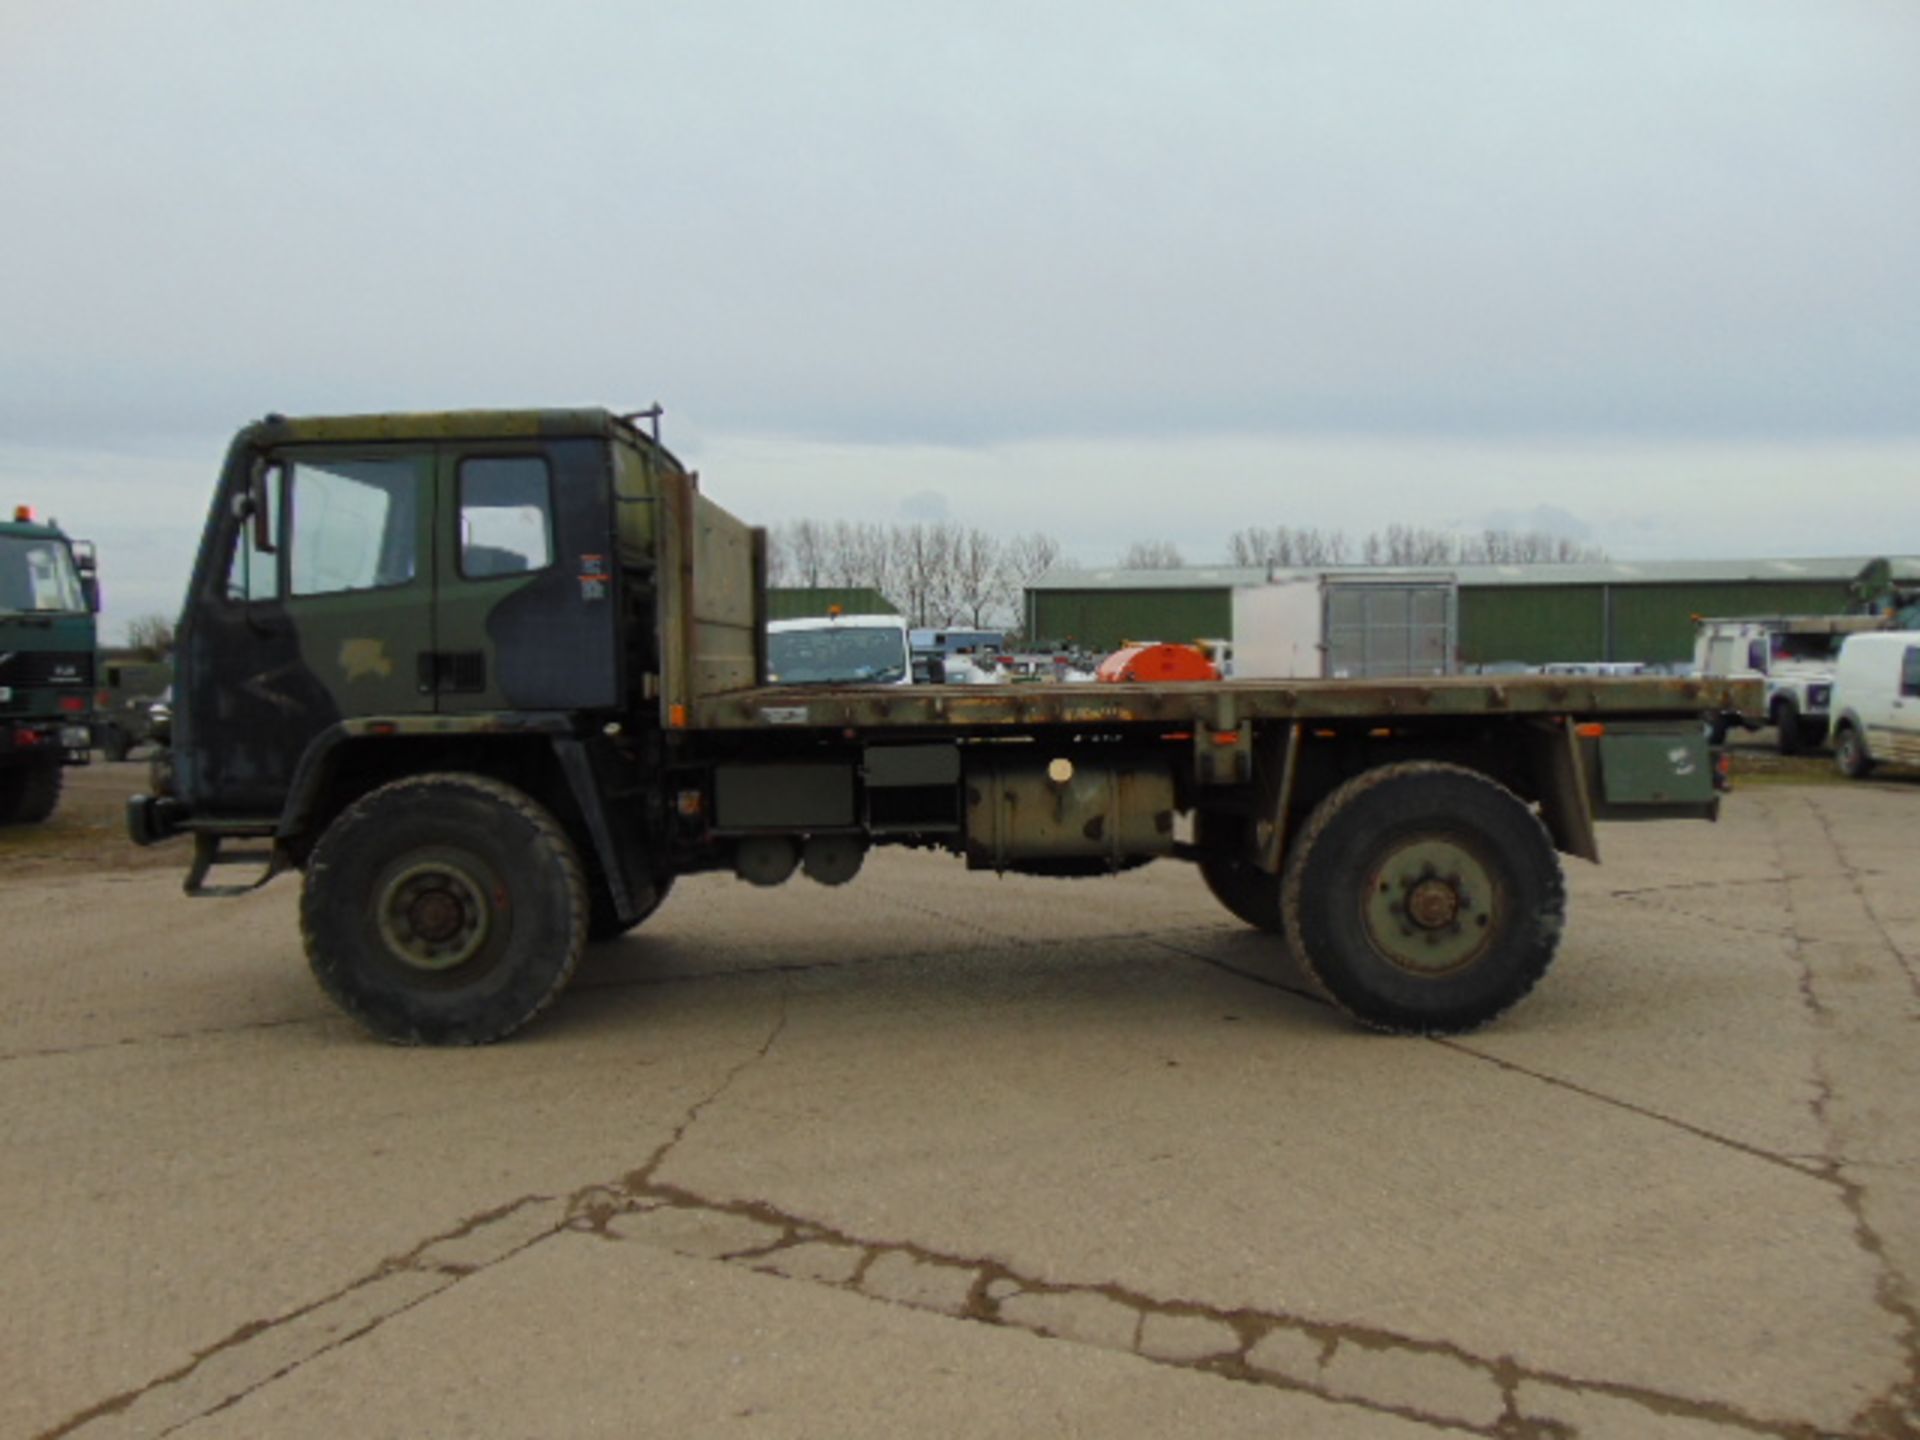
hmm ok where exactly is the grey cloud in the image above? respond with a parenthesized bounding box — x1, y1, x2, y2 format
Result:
(0, 0, 1915, 455)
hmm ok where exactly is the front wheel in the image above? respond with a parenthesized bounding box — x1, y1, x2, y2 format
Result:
(1773, 699, 1804, 755)
(1834, 725, 1874, 779)
(1281, 762, 1565, 1034)
(301, 773, 587, 1045)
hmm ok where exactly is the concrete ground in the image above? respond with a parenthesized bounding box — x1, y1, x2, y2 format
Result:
(4, 763, 1917, 1439)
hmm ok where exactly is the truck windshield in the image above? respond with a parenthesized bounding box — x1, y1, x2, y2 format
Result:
(0, 535, 85, 614)
(767, 625, 909, 684)
(1772, 633, 1840, 663)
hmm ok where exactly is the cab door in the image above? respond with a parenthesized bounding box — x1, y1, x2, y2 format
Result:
(428, 438, 619, 715)
(183, 446, 435, 816)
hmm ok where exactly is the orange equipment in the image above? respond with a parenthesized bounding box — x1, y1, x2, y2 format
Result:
(1095, 643, 1219, 683)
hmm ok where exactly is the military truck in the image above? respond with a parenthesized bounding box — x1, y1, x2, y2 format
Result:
(128, 410, 1758, 1045)
(1, 506, 99, 824)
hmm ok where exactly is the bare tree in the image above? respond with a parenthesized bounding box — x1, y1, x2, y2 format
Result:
(1120, 539, 1184, 569)
(763, 528, 792, 589)
(893, 522, 961, 626)
(950, 528, 1001, 628)
(785, 519, 828, 587)
(125, 613, 175, 658)
(996, 532, 1063, 636)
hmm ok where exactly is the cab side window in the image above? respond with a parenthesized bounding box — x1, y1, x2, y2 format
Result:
(289, 459, 420, 596)
(459, 457, 554, 579)
(1902, 646, 1920, 698)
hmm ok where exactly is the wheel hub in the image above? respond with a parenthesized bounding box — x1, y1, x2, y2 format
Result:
(1405, 878, 1462, 930)
(1363, 838, 1497, 975)
(378, 863, 490, 971)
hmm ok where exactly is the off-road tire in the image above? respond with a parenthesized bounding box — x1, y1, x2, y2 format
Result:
(0, 757, 62, 825)
(301, 772, 587, 1045)
(1196, 813, 1283, 932)
(1281, 762, 1565, 1035)
(587, 872, 676, 943)
(1773, 699, 1804, 755)
(1834, 724, 1874, 779)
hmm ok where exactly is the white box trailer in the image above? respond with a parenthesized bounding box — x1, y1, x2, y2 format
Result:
(1232, 571, 1457, 680)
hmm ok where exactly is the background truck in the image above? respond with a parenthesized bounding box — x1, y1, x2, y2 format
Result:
(1692, 614, 1888, 753)
(129, 409, 1757, 1046)
(0, 506, 99, 823)
(766, 612, 913, 686)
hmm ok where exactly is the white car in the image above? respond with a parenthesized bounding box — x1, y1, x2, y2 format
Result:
(1829, 632, 1920, 777)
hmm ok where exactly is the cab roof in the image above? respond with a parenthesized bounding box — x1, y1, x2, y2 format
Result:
(242, 407, 684, 463)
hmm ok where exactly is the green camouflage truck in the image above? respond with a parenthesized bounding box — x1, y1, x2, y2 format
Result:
(1, 506, 99, 823)
(129, 409, 1760, 1045)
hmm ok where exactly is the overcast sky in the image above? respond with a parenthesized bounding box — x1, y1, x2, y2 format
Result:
(2, 0, 1915, 636)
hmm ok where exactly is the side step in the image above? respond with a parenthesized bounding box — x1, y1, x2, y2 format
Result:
(185, 830, 288, 898)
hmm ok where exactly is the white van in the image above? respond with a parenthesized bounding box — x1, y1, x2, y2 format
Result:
(1829, 632, 1920, 777)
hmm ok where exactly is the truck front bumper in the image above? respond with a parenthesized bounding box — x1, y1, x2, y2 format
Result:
(127, 793, 189, 847)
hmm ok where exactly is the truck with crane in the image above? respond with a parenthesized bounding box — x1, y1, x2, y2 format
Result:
(128, 408, 1758, 1045)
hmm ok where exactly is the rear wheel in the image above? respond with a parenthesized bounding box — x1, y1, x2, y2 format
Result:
(1281, 762, 1565, 1034)
(1834, 724, 1874, 779)
(0, 757, 62, 825)
(1196, 813, 1282, 932)
(301, 773, 587, 1045)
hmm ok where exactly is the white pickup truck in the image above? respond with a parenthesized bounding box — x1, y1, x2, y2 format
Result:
(1693, 615, 1888, 753)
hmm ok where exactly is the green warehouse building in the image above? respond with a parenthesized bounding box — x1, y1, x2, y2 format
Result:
(1026, 557, 1920, 668)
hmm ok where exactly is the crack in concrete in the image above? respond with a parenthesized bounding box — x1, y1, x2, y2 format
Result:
(1799, 796, 1920, 1007)
(1147, 937, 1330, 1011)
(1158, 936, 1831, 1183)
(553, 1173, 1833, 1438)
(1607, 875, 1789, 902)
(35, 999, 802, 1440)
(1765, 796, 1920, 1438)
(33, 1195, 565, 1440)
(0, 1017, 315, 1067)
(1434, 1040, 1829, 1181)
